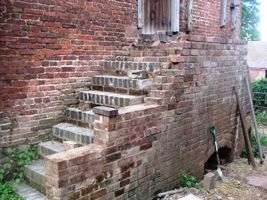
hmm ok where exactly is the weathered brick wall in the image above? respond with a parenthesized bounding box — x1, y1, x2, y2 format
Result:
(0, 0, 138, 146)
(0, 0, 243, 147)
(45, 40, 249, 199)
(180, 0, 242, 40)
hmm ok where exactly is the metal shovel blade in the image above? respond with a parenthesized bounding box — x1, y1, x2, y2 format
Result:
(217, 167, 225, 183)
(210, 124, 225, 183)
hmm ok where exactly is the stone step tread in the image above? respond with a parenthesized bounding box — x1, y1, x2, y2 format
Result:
(80, 90, 144, 98)
(79, 90, 144, 107)
(68, 107, 94, 114)
(24, 160, 45, 194)
(92, 75, 152, 89)
(53, 123, 94, 145)
(14, 183, 48, 200)
(53, 123, 94, 137)
(104, 61, 161, 72)
(25, 159, 45, 177)
(38, 141, 65, 157)
(66, 108, 95, 123)
(93, 75, 132, 79)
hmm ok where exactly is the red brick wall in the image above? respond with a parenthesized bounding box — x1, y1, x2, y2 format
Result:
(0, 0, 243, 147)
(0, 0, 137, 146)
(180, 0, 242, 40)
(249, 69, 265, 82)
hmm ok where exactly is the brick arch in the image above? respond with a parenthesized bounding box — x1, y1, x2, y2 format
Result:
(204, 140, 234, 164)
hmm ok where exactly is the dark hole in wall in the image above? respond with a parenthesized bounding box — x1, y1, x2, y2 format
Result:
(204, 147, 234, 171)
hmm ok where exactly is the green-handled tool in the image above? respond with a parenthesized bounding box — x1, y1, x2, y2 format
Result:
(210, 124, 225, 182)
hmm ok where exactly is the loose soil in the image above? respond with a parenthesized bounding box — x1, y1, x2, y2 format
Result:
(158, 151, 267, 200)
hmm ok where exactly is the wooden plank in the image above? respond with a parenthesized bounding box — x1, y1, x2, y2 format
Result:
(143, 0, 150, 34)
(138, 0, 143, 29)
(186, 0, 193, 32)
(158, 0, 162, 30)
(171, 0, 180, 32)
(168, 0, 171, 31)
(162, 0, 170, 31)
(151, 0, 155, 33)
(234, 86, 257, 169)
(220, 0, 227, 28)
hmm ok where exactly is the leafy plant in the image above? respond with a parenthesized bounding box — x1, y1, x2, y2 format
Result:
(0, 145, 38, 200)
(0, 145, 39, 184)
(180, 172, 200, 189)
(241, 134, 267, 158)
(260, 135, 267, 147)
(241, 0, 261, 41)
(0, 182, 23, 200)
(255, 112, 267, 125)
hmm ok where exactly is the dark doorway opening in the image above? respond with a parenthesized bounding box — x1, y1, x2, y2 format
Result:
(204, 147, 234, 172)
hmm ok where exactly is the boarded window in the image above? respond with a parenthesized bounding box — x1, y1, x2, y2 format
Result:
(138, 0, 179, 35)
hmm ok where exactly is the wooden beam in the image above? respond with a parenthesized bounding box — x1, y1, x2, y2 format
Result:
(234, 86, 257, 169)
(171, 0, 180, 32)
(186, 0, 193, 32)
(220, 0, 227, 28)
(138, 0, 143, 29)
(231, 0, 237, 29)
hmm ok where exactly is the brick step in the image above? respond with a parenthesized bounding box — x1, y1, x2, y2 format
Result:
(38, 141, 65, 157)
(79, 90, 144, 108)
(92, 75, 153, 92)
(160, 69, 182, 76)
(149, 90, 173, 98)
(144, 97, 164, 104)
(103, 61, 160, 74)
(66, 107, 95, 128)
(154, 76, 169, 84)
(14, 183, 48, 200)
(24, 160, 45, 194)
(52, 123, 94, 145)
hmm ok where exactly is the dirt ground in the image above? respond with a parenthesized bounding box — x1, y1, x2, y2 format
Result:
(158, 149, 267, 200)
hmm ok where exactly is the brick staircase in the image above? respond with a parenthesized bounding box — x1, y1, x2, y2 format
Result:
(14, 59, 172, 199)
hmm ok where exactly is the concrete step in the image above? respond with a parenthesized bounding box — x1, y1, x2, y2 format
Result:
(14, 183, 48, 200)
(38, 141, 65, 157)
(52, 123, 94, 145)
(24, 160, 45, 194)
(66, 107, 95, 128)
(79, 90, 144, 108)
(92, 75, 153, 90)
(103, 61, 160, 74)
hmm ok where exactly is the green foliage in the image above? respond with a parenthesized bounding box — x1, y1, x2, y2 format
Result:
(0, 146, 38, 200)
(241, 134, 267, 158)
(241, 0, 261, 41)
(260, 135, 267, 147)
(252, 78, 267, 112)
(241, 135, 259, 158)
(0, 182, 23, 200)
(255, 112, 267, 125)
(180, 172, 201, 189)
(0, 145, 39, 184)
